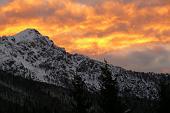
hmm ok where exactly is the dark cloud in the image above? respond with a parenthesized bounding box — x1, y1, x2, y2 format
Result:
(95, 44, 170, 73)
(0, 0, 86, 28)
(5, 6, 55, 19)
(0, 0, 12, 6)
(75, 0, 103, 6)
(120, 0, 170, 8)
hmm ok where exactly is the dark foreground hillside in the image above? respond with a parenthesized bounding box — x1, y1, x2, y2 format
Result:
(1, 69, 170, 113)
(0, 70, 74, 113)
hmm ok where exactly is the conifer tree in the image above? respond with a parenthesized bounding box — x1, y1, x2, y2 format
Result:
(72, 72, 89, 113)
(159, 82, 170, 113)
(99, 60, 124, 113)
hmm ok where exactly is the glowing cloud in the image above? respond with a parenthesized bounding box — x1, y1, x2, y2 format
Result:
(0, 0, 170, 72)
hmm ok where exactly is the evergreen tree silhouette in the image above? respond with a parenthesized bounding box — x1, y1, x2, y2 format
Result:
(72, 71, 89, 113)
(159, 82, 170, 113)
(99, 60, 124, 113)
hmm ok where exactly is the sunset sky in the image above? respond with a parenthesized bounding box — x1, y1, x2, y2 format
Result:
(0, 0, 170, 73)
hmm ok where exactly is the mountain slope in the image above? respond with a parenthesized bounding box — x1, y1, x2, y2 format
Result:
(0, 28, 169, 102)
(0, 68, 160, 113)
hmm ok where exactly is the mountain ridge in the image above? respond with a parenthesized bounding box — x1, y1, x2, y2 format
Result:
(0, 28, 169, 101)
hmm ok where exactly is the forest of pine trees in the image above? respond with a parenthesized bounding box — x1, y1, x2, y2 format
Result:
(158, 82, 170, 113)
(0, 63, 170, 113)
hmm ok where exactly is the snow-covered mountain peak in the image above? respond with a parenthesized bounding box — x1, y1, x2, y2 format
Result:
(0, 29, 167, 101)
(16, 28, 41, 37)
(13, 28, 42, 43)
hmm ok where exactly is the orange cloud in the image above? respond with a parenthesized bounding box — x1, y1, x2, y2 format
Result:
(0, 0, 170, 72)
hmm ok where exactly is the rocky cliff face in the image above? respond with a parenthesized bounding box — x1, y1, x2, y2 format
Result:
(0, 28, 169, 101)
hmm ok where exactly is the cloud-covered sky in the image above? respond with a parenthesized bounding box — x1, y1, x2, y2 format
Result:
(0, 0, 170, 73)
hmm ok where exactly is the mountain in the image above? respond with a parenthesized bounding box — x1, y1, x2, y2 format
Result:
(0, 29, 170, 113)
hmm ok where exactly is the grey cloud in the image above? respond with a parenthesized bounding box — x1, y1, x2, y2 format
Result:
(75, 0, 103, 6)
(4, 4, 56, 19)
(0, 0, 12, 6)
(120, 0, 170, 8)
(0, 1, 86, 27)
(94, 45, 170, 73)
